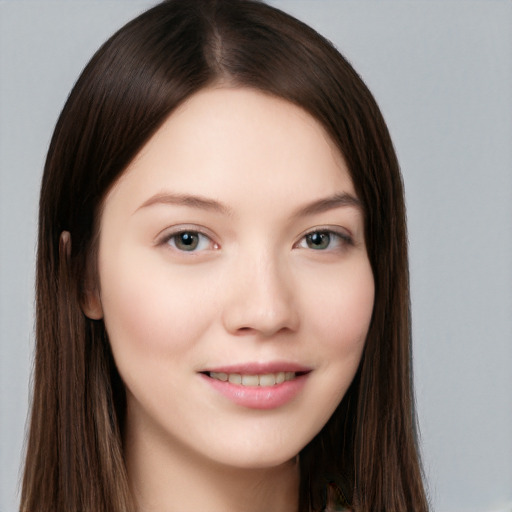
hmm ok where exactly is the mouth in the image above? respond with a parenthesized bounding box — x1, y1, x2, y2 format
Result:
(200, 367, 311, 409)
(199, 362, 312, 409)
(202, 370, 308, 387)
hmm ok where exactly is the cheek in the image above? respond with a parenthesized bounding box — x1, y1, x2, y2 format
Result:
(97, 251, 219, 368)
(303, 261, 374, 407)
(311, 264, 375, 353)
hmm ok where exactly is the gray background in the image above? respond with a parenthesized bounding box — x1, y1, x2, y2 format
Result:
(1, 1, 511, 511)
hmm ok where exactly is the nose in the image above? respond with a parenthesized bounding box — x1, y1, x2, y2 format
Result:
(221, 250, 300, 338)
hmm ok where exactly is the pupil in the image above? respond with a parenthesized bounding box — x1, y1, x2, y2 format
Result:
(308, 232, 330, 249)
(177, 232, 198, 250)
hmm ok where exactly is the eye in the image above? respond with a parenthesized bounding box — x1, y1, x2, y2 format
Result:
(164, 230, 216, 252)
(296, 230, 352, 251)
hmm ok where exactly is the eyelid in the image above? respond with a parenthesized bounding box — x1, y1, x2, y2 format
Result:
(155, 224, 219, 250)
(294, 226, 354, 249)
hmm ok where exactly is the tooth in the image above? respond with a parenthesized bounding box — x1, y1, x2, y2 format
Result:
(259, 373, 276, 386)
(219, 372, 297, 386)
(241, 375, 259, 386)
(228, 373, 242, 384)
(209, 372, 231, 382)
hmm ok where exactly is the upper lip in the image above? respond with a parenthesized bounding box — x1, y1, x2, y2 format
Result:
(201, 361, 312, 374)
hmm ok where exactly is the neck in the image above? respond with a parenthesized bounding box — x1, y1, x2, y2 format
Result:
(124, 412, 300, 512)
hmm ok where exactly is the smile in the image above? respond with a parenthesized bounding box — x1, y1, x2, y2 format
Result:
(201, 366, 311, 410)
(207, 371, 297, 387)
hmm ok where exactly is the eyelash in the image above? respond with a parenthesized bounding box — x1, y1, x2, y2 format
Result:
(160, 229, 218, 253)
(158, 226, 353, 254)
(294, 228, 353, 251)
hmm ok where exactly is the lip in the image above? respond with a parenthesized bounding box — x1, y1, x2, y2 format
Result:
(199, 361, 312, 410)
(202, 361, 312, 374)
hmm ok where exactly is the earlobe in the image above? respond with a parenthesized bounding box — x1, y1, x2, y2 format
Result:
(81, 286, 104, 320)
(60, 231, 103, 319)
(69, 235, 104, 320)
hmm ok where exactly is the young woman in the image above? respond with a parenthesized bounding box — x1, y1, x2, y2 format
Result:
(20, 1, 429, 510)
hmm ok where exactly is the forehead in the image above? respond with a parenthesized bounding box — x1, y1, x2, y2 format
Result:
(106, 87, 355, 213)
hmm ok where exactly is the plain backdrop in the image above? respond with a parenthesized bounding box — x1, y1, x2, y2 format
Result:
(1, 1, 511, 511)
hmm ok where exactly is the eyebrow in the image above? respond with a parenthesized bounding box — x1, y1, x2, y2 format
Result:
(136, 191, 362, 217)
(293, 192, 363, 218)
(136, 192, 233, 215)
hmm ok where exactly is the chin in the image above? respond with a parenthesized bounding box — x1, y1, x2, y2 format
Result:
(196, 429, 313, 471)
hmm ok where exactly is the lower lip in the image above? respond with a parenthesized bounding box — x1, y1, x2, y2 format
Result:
(200, 373, 309, 410)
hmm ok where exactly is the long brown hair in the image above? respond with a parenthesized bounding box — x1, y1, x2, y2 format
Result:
(21, 1, 428, 510)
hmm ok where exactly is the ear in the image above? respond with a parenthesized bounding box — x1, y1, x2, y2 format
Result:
(81, 283, 104, 320)
(62, 230, 103, 320)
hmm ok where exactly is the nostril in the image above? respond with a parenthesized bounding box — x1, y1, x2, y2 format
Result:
(235, 326, 263, 335)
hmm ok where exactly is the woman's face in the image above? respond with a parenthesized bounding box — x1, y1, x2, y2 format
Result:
(86, 87, 374, 469)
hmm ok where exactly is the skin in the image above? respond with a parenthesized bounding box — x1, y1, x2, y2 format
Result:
(83, 87, 375, 512)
